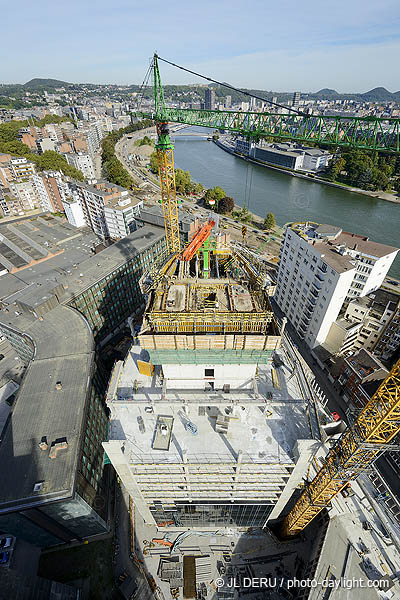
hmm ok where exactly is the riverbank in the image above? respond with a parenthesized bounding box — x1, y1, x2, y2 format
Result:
(213, 138, 400, 205)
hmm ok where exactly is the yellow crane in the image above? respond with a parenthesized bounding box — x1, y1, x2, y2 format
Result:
(281, 359, 400, 537)
(155, 121, 180, 254)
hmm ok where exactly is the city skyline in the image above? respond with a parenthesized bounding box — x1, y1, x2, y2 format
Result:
(2, 0, 400, 91)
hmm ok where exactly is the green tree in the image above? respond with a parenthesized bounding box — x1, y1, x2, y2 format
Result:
(204, 186, 226, 208)
(218, 196, 235, 214)
(327, 156, 346, 181)
(264, 212, 276, 230)
(149, 151, 159, 173)
(175, 169, 193, 194)
(33, 151, 84, 181)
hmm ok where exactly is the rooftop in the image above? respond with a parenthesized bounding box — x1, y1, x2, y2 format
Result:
(0, 224, 164, 328)
(107, 344, 317, 466)
(290, 222, 399, 259)
(346, 348, 388, 378)
(104, 194, 142, 211)
(0, 305, 94, 511)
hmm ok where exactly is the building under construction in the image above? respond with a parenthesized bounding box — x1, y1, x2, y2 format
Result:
(103, 226, 320, 530)
(139, 231, 280, 390)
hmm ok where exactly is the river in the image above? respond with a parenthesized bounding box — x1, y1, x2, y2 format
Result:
(172, 128, 400, 278)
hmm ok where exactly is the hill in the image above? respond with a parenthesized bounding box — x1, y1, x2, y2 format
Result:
(23, 78, 70, 88)
(314, 88, 339, 98)
(361, 87, 394, 102)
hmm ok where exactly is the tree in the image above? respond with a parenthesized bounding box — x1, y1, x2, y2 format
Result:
(149, 151, 159, 173)
(264, 212, 276, 230)
(175, 169, 193, 194)
(204, 186, 226, 208)
(218, 196, 234, 214)
(32, 151, 84, 181)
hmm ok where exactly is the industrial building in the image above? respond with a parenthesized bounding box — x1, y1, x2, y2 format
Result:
(0, 216, 166, 547)
(234, 139, 333, 172)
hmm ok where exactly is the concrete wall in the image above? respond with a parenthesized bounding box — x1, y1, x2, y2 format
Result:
(163, 363, 256, 390)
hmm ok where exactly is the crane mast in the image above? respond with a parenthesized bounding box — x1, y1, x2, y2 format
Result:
(281, 359, 400, 537)
(153, 55, 181, 254)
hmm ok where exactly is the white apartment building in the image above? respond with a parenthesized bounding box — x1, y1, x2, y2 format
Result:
(10, 157, 36, 180)
(36, 138, 56, 154)
(104, 196, 143, 239)
(9, 180, 38, 211)
(74, 180, 142, 240)
(32, 171, 67, 213)
(275, 223, 398, 349)
(65, 152, 95, 179)
(78, 121, 105, 156)
(62, 197, 86, 228)
(342, 289, 399, 354)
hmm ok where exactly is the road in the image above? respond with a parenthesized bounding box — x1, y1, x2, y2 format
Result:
(271, 299, 350, 420)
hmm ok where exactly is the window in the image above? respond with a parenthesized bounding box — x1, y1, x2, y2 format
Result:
(205, 368, 214, 377)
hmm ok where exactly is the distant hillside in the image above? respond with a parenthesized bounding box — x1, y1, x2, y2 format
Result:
(314, 88, 339, 98)
(23, 78, 70, 88)
(360, 87, 394, 102)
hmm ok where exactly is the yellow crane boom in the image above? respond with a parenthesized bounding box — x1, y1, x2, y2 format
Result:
(281, 359, 400, 537)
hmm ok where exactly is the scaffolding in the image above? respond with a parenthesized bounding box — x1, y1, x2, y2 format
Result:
(146, 310, 274, 333)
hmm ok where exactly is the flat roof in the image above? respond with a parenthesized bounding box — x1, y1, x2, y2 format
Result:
(0, 305, 94, 511)
(0, 225, 164, 328)
(107, 345, 317, 464)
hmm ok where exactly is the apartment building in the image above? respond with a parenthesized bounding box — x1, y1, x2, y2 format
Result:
(374, 303, 400, 364)
(78, 121, 105, 156)
(103, 196, 143, 239)
(345, 289, 399, 352)
(74, 180, 142, 240)
(10, 157, 36, 180)
(9, 180, 38, 211)
(324, 288, 400, 357)
(33, 171, 66, 213)
(62, 197, 86, 227)
(337, 348, 388, 409)
(0, 191, 24, 217)
(275, 223, 398, 349)
(65, 152, 95, 179)
(36, 137, 56, 154)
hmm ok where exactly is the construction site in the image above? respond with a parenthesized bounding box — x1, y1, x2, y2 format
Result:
(101, 54, 400, 600)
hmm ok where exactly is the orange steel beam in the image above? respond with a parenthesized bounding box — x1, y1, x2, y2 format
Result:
(180, 220, 215, 262)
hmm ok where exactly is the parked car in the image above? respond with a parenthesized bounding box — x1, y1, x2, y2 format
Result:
(331, 411, 341, 422)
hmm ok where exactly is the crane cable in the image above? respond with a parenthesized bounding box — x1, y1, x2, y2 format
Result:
(156, 55, 305, 116)
(135, 60, 153, 114)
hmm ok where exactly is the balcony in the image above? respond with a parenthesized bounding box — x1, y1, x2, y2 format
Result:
(310, 289, 319, 299)
(312, 279, 322, 291)
(315, 271, 325, 283)
(318, 264, 328, 274)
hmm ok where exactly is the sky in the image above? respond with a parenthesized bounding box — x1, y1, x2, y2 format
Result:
(1, 0, 399, 92)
